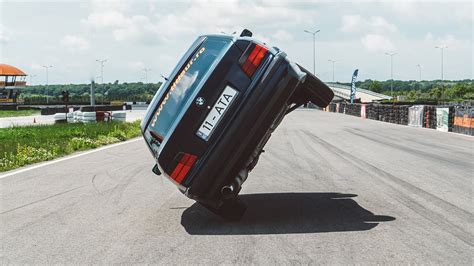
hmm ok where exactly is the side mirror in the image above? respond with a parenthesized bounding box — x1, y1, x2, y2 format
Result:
(240, 29, 252, 37)
(152, 164, 162, 175)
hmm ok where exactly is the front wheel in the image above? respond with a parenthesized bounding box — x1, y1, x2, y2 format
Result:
(297, 64, 334, 108)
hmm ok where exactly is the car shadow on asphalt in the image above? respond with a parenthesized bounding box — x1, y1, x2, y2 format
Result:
(181, 192, 395, 235)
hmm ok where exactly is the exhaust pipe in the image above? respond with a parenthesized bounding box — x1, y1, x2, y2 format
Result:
(221, 184, 235, 198)
(221, 169, 249, 198)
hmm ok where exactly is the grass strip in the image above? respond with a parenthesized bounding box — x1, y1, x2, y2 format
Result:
(0, 110, 40, 118)
(0, 120, 141, 172)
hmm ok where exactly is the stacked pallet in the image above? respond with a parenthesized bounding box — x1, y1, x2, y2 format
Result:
(376, 105, 385, 121)
(399, 106, 409, 125)
(389, 106, 398, 123)
(338, 103, 346, 114)
(344, 104, 361, 117)
(435, 106, 455, 132)
(366, 104, 378, 120)
(453, 106, 473, 136)
(327, 103, 337, 112)
(448, 106, 455, 131)
(423, 106, 437, 129)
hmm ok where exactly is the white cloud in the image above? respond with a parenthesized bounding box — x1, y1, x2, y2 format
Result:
(131, 61, 145, 70)
(82, 10, 127, 28)
(30, 63, 43, 70)
(385, 0, 472, 24)
(81, 0, 316, 44)
(341, 15, 397, 33)
(272, 30, 293, 43)
(2, 0, 471, 83)
(361, 34, 395, 52)
(60, 35, 90, 51)
(0, 25, 10, 44)
(424, 33, 467, 49)
(82, 4, 161, 44)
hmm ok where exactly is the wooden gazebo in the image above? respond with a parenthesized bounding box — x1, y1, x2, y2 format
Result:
(0, 64, 27, 105)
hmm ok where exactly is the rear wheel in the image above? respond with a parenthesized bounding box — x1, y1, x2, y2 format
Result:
(297, 64, 334, 108)
(200, 198, 247, 221)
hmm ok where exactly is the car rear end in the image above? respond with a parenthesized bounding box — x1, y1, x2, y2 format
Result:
(141, 34, 305, 207)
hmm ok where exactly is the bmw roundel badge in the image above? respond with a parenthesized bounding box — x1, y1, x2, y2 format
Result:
(195, 97, 205, 106)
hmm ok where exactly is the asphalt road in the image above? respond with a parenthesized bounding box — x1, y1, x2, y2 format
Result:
(1, 110, 472, 264)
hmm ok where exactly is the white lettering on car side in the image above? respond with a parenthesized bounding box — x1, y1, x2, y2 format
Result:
(151, 47, 206, 127)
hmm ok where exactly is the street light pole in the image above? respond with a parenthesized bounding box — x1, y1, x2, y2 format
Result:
(143, 68, 151, 84)
(96, 59, 107, 84)
(42, 65, 53, 104)
(385, 52, 397, 98)
(435, 46, 448, 80)
(416, 64, 422, 81)
(328, 59, 337, 82)
(304, 29, 320, 75)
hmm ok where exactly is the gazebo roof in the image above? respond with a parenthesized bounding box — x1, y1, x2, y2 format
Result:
(0, 64, 27, 76)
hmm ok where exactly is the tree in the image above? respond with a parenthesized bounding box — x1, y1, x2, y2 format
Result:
(368, 81, 383, 93)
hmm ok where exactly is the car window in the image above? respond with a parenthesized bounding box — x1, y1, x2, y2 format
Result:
(146, 36, 232, 146)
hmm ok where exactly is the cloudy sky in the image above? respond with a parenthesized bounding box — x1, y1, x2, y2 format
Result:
(1, 0, 472, 84)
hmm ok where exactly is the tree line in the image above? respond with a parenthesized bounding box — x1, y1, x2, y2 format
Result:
(336, 79, 473, 102)
(20, 79, 473, 105)
(20, 81, 162, 104)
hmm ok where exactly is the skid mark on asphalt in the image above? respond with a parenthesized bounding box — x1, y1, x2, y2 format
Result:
(1, 186, 84, 215)
(350, 125, 472, 157)
(345, 127, 472, 194)
(346, 128, 471, 169)
(5, 200, 83, 236)
(306, 129, 471, 217)
(303, 130, 474, 246)
(292, 130, 340, 189)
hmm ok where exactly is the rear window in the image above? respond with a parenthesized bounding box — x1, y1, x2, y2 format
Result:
(146, 36, 232, 146)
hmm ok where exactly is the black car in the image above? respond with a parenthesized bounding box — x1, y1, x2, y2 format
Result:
(141, 30, 333, 220)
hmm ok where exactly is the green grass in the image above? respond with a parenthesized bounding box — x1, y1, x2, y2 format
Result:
(0, 120, 142, 172)
(0, 110, 40, 118)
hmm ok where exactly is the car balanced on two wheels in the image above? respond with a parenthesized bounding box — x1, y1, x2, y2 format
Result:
(141, 29, 334, 220)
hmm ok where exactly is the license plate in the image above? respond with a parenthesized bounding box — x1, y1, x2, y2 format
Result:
(196, 86, 238, 141)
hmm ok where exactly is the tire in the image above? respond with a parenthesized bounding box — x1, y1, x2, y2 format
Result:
(82, 112, 97, 117)
(53, 113, 67, 120)
(112, 112, 126, 118)
(297, 64, 334, 107)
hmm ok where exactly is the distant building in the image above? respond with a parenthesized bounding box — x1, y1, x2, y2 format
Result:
(0, 64, 27, 105)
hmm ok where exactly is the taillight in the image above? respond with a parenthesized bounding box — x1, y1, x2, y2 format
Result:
(170, 153, 197, 184)
(240, 43, 268, 77)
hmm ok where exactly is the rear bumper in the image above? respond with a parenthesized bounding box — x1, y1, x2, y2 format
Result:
(183, 53, 305, 206)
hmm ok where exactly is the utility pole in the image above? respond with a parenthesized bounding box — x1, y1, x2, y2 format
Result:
(328, 59, 337, 82)
(143, 68, 151, 84)
(96, 59, 107, 84)
(42, 65, 53, 104)
(304, 29, 321, 75)
(435, 46, 448, 80)
(385, 52, 397, 99)
(90, 79, 96, 106)
(416, 64, 422, 81)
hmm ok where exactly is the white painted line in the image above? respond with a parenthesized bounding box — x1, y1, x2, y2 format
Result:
(0, 138, 142, 179)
